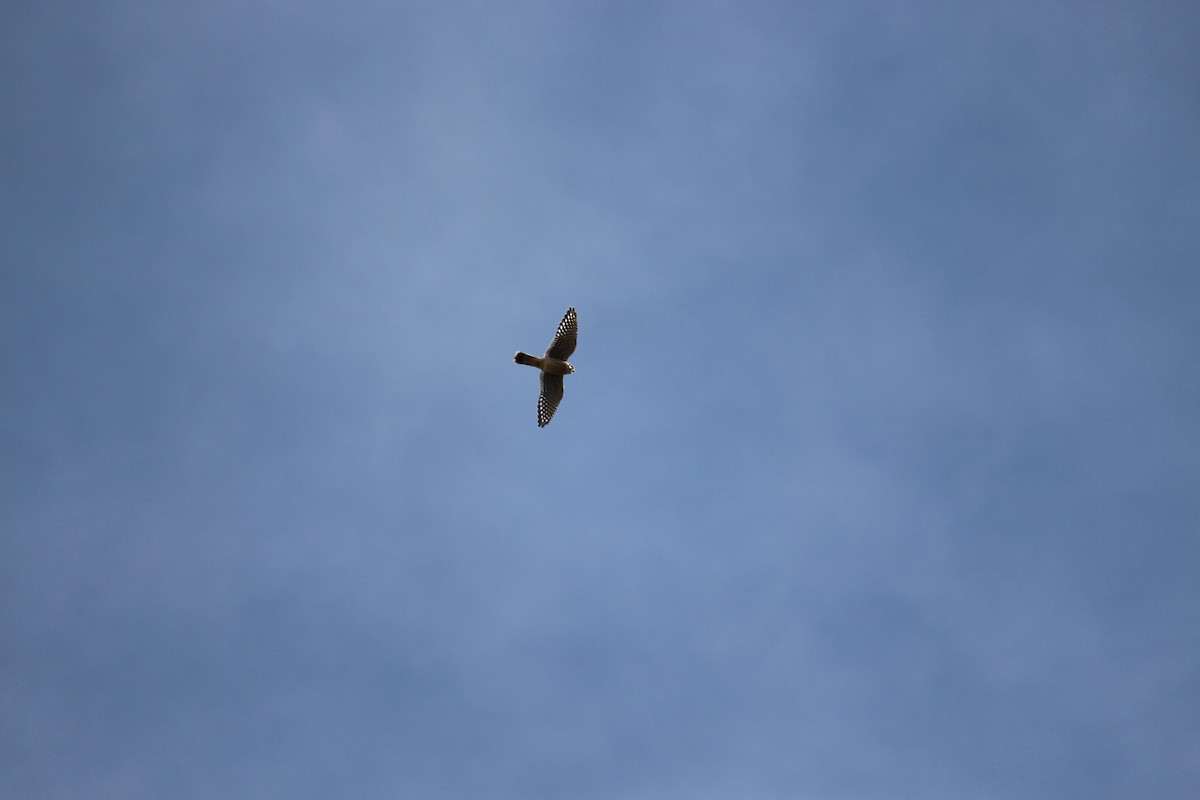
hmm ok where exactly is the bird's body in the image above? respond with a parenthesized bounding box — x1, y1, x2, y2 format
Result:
(512, 353, 574, 375)
(514, 307, 577, 427)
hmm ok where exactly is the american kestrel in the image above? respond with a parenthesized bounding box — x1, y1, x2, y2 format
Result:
(514, 307, 577, 427)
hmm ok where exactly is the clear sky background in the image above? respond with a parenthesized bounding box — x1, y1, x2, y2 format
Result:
(3, 2, 1199, 798)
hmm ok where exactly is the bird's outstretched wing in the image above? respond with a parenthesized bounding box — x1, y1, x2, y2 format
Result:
(544, 307, 577, 361)
(538, 373, 564, 427)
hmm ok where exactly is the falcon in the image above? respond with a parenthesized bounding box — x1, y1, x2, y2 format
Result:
(514, 307, 577, 427)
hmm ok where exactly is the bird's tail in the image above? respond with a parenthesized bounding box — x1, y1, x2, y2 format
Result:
(514, 352, 541, 367)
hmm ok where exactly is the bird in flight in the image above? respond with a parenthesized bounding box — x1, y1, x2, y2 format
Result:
(514, 307, 577, 427)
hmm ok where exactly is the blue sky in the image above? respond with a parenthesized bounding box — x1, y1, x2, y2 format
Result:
(3, 2, 1199, 798)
